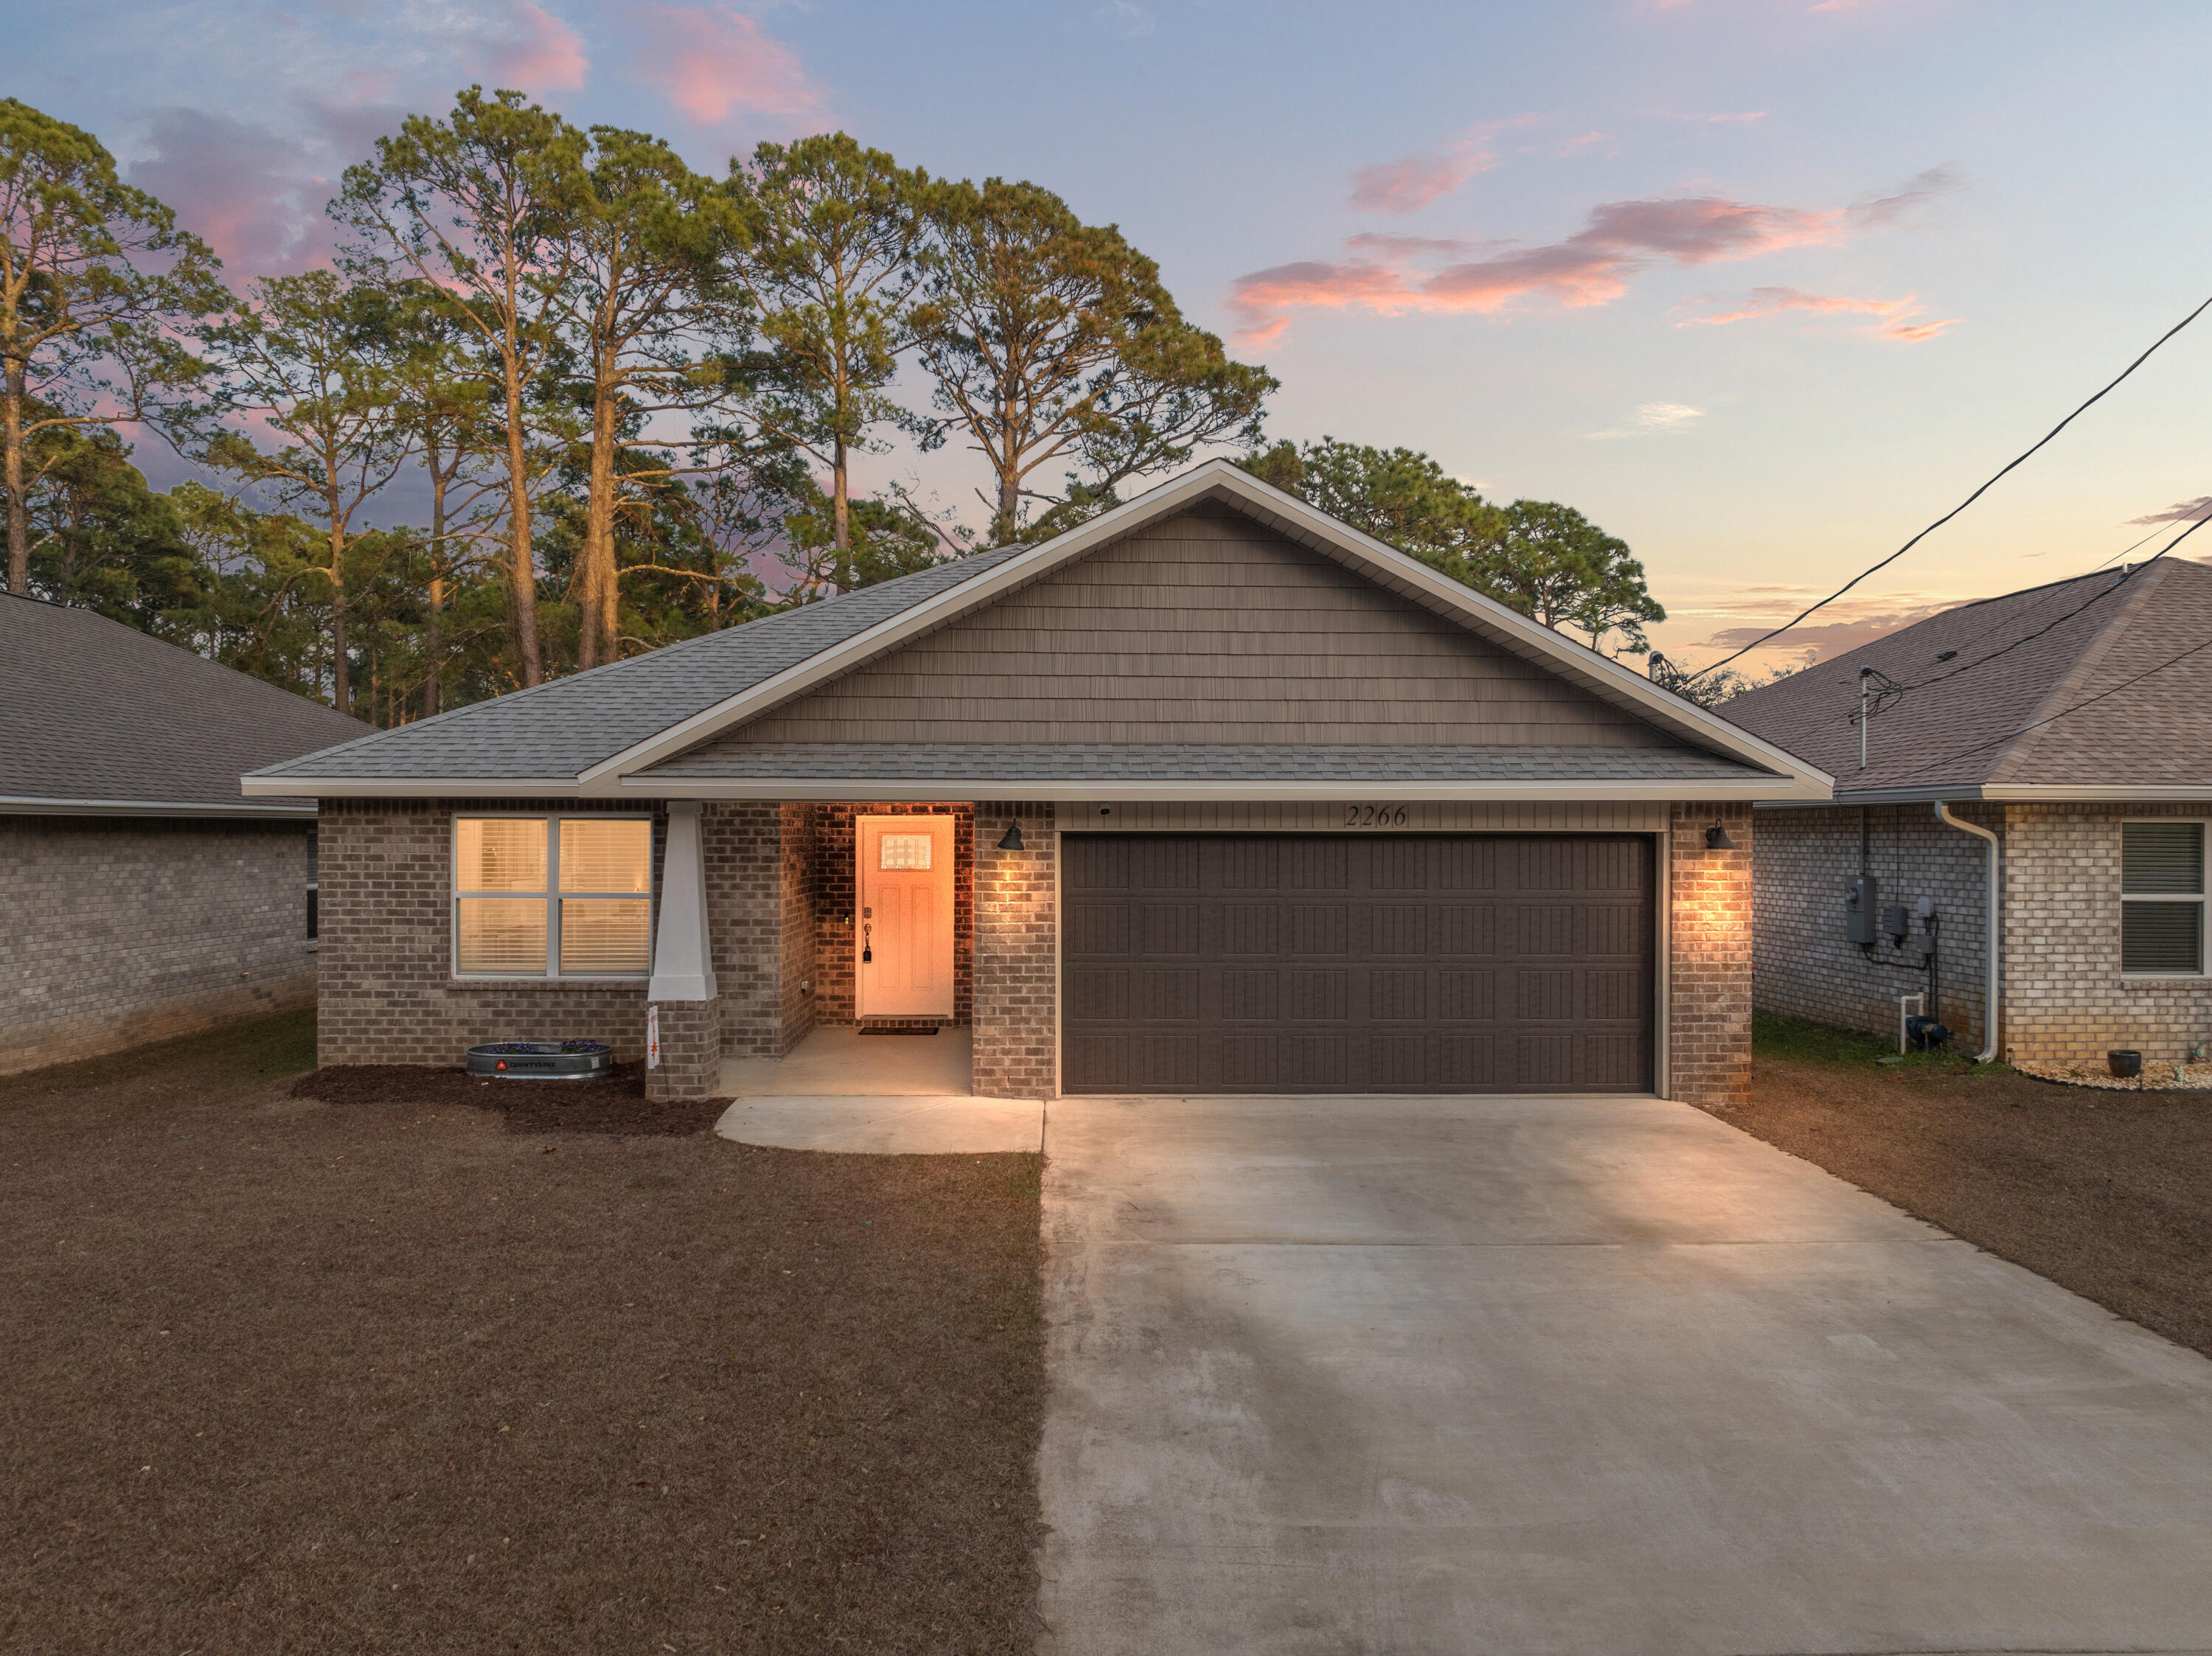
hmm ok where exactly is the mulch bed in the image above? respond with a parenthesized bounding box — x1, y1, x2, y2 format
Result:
(1707, 1034, 2212, 1360)
(3, 1010, 1046, 1655)
(291, 1062, 728, 1137)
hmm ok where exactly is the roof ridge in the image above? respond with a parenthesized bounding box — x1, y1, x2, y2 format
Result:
(1987, 555, 2176, 785)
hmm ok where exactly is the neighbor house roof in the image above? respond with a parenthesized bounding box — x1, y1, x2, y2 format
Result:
(1719, 556, 2212, 803)
(246, 459, 1830, 804)
(1, 591, 370, 817)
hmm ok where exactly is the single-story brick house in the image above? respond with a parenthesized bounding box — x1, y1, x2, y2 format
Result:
(246, 460, 1829, 1104)
(1722, 557, 2212, 1065)
(2, 591, 369, 1074)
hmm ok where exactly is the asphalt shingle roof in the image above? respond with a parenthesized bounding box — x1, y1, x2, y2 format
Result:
(639, 741, 1778, 783)
(1719, 557, 2212, 793)
(1, 592, 370, 811)
(251, 550, 1030, 781)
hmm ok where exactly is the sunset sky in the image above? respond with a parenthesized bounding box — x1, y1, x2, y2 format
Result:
(18, 0, 2212, 672)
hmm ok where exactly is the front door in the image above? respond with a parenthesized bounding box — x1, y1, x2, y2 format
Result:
(856, 815, 956, 1018)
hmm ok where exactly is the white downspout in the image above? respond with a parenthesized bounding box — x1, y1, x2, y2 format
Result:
(1934, 802, 2000, 1062)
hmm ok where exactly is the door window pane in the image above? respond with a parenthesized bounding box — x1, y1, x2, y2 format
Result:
(560, 899, 651, 973)
(560, 818, 652, 892)
(2123, 822, 2204, 894)
(457, 818, 546, 891)
(880, 832, 933, 871)
(458, 897, 549, 973)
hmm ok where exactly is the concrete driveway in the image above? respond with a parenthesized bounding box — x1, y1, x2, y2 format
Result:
(1039, 1095, 2212, 1656)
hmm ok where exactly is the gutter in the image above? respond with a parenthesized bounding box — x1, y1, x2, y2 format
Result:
(1, 794, 319, 819)
(1934, 801, 2000, 1062)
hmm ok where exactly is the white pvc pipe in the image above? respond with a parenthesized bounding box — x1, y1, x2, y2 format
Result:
(1934, 802, 2000, 1062)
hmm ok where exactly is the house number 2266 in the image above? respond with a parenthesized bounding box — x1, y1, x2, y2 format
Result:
(1344, 804, 1409, 827)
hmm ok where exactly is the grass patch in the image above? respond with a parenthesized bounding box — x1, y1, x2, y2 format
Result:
(3, 1012, 1045, 1653)
(1751, 1009, 1896, 1068)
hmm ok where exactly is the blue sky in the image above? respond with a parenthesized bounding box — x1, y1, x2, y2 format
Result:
(18, 0, 2212, 669)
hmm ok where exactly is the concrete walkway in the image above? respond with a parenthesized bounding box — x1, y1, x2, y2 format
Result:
(713, 1093, 1043, 1154)
(717, 1023, 975, 1098)
(1039, 1094, 2212, 1656)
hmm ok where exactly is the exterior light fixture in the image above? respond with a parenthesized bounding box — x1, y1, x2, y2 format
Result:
(997, 821, 1025, 851)
(1705, 822, 1736, 851)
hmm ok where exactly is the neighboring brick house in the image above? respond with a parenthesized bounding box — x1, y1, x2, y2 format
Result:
(248, 460, 1830, 1105)
(2, 593, 369, 1075)
(1722, 558, 2212, 1066)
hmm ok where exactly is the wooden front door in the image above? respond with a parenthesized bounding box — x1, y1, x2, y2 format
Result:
(856, 815, 956, 1018)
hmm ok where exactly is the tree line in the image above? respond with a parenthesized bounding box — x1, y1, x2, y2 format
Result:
(0, 91, 1666, 728)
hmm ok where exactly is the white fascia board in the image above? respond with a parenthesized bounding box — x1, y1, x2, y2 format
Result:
(1, 793, 319, 818)
(1982, 784, 2212, 801)
(238, 775, 581, 799)
(580, 458, 1834, 796)
(615, 776, 1825, 804)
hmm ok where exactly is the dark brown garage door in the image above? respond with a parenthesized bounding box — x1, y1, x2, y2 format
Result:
(1062, 834, 1653, 1094)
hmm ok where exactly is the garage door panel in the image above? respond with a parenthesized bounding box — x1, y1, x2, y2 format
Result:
(1219, 903, 1280, 956)
(1067, 902, 1130, 957)
(1140, 902, 1203, 956)
(1369, 903, 1430, 956)
(1287, 969, 1349, 1021)
(1063, 834, 1651, 1095)
(1134, 967, 1201, 1022)
(1290, 904, 1350, 956)
(1437, 968, 1495, 1022)
(1220, 968, 1279, 1021)
(1367, 968, 1426, 1020)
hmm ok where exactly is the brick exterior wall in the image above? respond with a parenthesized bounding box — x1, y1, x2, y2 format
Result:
(2, 815, 318, 1076)
(796, 802, 973, 1028)
(777, 804, 817, 1051)
(701, 801, 784, 1058)
(2003, 802, 2212, 1066)
(1754, 800, 2212, 1067)
(1752, 801, 1997, 1052)
(1667, 802, 1755, 1107)
(972, 801, 1057, 1099)
(316, 799, 669, 1066)
(646, 998, 722, 1101)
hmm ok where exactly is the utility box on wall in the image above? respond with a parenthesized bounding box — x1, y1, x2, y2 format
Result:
(1844, 872, 1878, 944)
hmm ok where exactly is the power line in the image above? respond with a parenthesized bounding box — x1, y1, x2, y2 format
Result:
(1891, 628, 2212, 777)
(1895, 509, 2212, 694)
(1688, 288, 2212, 681)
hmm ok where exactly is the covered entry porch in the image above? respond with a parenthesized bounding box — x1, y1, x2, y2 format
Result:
(642, 799, 1053, 1103)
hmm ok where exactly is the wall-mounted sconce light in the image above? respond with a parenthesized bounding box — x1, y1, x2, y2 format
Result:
(997, 821, 1025, 851)
(1704, 822, 1737, 850)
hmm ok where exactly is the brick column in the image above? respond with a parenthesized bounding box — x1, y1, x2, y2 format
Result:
(973, 801, 1057, 1099)
(1668, 802, 1754, 1107)
(646, 998, 723, 1101)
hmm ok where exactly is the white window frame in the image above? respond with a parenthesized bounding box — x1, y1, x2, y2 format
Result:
(2120, 817, 2208, 979)
(451, 813, 655, 981)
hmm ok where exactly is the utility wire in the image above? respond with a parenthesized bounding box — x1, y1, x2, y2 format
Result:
(1891, 628, 2212, 776)
(1895, 509, 2212, 693)
(1687, 288, 2212, 681)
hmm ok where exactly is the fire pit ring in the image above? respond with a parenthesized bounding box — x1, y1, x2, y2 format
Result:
(466, 1040, 616, 1081)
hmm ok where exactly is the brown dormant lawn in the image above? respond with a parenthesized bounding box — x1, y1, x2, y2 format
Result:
(2, 1011, 1043, 1654)
(1708, 1013, 2212, 1361)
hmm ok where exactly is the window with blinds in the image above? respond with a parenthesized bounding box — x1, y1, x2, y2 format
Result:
(454, 817, 653, 977)
(2121, 821, 2205, 975)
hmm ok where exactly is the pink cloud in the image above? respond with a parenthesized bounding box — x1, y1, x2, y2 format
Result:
(1230, 167, 1958, 344)
(450, 1, 588, 94)
(625, 4, 823, 125)
(1349, 150, 1495, 214)
(1346, 115, 1540, 214)
(2131, 497, 2212, 526)
(1674, 285, 1959, 342)
(1231, 191, 1849, 343)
